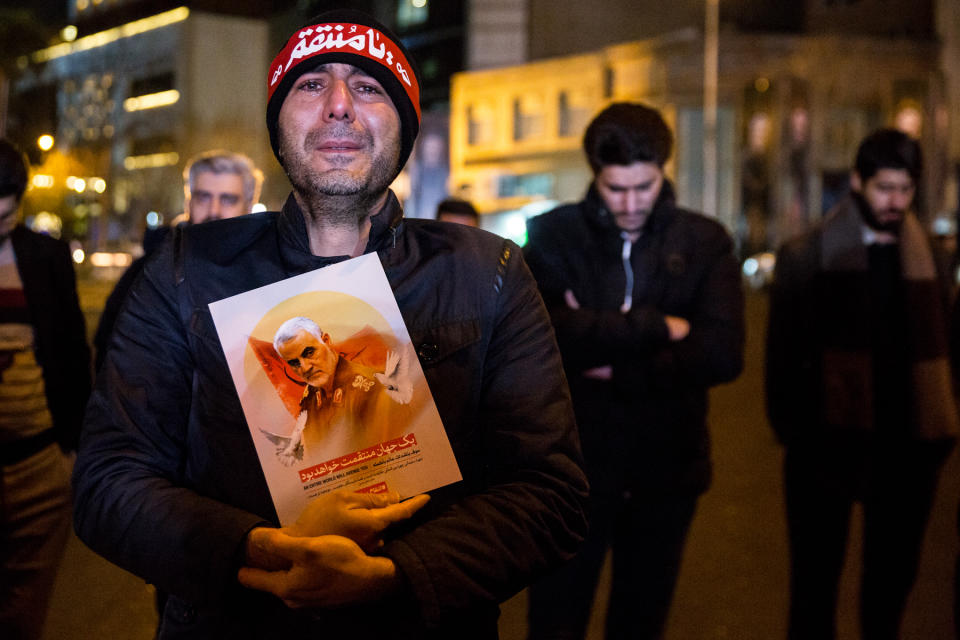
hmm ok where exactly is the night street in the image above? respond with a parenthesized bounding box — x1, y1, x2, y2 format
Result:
(3, 1, 959, 638)
(44, 282, 960, 640)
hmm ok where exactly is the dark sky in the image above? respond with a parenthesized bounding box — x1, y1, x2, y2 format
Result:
(1, 1, 68, 62)
(5, 0, 68, 24)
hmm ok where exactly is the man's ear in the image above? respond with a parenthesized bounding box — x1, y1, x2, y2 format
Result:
(322, 333, 333, 345)
(850, 171, 862, 194)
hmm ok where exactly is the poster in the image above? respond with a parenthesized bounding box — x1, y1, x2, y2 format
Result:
(210, 254, 461, 525)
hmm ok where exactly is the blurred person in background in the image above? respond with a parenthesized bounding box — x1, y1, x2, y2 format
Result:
(172, 149, 264, 225)
(436, 197, 479, 227)
(0, 139, 91, 640)
(523, 102, 745, 640)
(766, 128, 957, 640)
(93, 149, 263, 370)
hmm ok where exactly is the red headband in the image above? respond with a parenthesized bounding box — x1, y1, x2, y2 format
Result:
(268, 22, 421, 120)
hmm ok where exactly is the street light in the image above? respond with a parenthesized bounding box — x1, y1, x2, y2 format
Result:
(37, 134, 54, 151)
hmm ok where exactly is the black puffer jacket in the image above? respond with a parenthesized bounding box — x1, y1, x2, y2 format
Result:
(524, 183, 744, 495)
(73, 192, 588, 639)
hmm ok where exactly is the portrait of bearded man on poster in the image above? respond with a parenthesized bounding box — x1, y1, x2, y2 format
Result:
(251, 316, 416, 466)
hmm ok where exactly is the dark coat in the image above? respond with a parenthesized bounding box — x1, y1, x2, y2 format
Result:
(10, 225, 91, 451)
(524, 183, 745, 496)
(73, 193, 588, 639)
(766, 195, 958, 446)
(93, 225, 170, 371)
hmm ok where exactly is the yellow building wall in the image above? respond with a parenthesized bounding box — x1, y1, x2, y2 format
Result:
(450, 46, 674, 216)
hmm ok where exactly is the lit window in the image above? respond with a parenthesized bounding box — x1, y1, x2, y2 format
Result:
(468, 103, 495, 146)
(558, 90, 592, 138)
(124, 89, 180, 112)
(498, 173, 554, 198)
(747, 113, 772, 153)
(513, 94, 545, 142)
(894, 102, 923, 139)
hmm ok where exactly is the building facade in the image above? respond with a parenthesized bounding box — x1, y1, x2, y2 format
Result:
(452, 0, 951, 252)
(10, 6, 273, 249)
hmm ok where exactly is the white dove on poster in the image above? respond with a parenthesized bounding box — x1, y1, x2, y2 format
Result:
(259, 410, 307, 466)
(375, 345, 413, 405)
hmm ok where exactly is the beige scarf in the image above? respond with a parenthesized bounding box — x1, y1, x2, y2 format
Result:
(819, 200, 958, 441)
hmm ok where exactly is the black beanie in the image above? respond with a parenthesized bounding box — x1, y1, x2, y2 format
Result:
(266, 10, 421, 176)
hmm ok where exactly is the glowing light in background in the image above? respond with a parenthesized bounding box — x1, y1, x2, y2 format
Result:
(61, 25, 78, 42)
(32, 7, 189, 63)
(251, 203, 267, 213)
(66, 176, 87, 193)
(124, 90, 180, 112)
(505, 215, 527, 242)
(31, 212, 63, 237)
(483, 200, 559, 246)
(895, 104, 923, 139)
(933, 216, 954, 236)
(146, 211, 161, 227)
(72, 249, 86, 264)
(32, 175, 54, 188)
(124, 152, 179, 170)
(37, 134, 54, 151)
(91, 178, 107, 193)
(90, 252, 134, 267)
(741, 252, 777, 289)
(748, 113, 772, 152)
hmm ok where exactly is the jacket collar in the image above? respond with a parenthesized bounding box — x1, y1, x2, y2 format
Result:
(581, 178, 677, 236)
(276, 190, 405, 273)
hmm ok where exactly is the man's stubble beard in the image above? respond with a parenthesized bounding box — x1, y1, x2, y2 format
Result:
(853, 192, 906, 234)
(279, 124, 399, 226)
